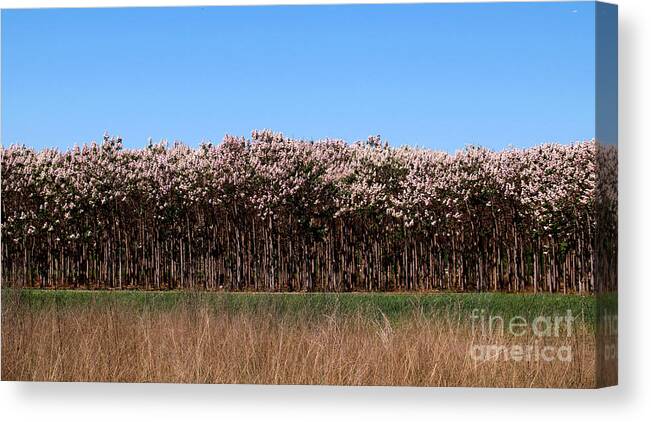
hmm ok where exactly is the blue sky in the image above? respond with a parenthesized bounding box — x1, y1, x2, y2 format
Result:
(1, 2, 596, 151)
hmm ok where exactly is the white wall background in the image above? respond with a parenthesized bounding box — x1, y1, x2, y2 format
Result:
(1, 0, 649, 421)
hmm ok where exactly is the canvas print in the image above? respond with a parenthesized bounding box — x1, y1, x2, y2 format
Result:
(0, 2, 617, 388)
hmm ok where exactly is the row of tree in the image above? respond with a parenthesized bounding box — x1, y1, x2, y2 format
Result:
(1, 131, 617, 292)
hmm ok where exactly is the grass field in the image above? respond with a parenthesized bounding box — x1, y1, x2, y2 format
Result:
(1, 289, 606, 387)
(5, 289, 601, 323)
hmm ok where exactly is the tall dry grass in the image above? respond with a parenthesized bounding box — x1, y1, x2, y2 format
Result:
(1, 292, 596, 387)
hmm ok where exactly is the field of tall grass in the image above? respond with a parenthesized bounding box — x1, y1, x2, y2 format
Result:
(1, 289, 607, 387)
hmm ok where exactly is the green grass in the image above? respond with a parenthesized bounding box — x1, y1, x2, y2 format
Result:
(2, 288, 607, 326)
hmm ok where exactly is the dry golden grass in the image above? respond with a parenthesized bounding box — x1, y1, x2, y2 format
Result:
(1, 291, 597, 387)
